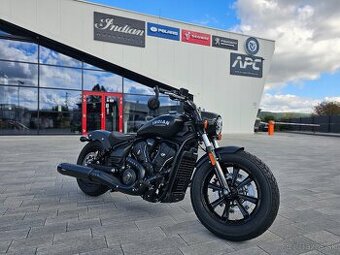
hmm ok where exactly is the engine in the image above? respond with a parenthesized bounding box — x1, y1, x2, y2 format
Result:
(132, 140, 176, 176)
(118, 139, 176, 202)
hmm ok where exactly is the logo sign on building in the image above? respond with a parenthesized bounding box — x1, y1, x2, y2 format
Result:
(94, 12, 145, 47)
(245, 37, 259, 55)
(212, 36, 238, 50)
(181, 29, 211, 46)
(147, 23, 180, 41)
(230, 53, 263, 78)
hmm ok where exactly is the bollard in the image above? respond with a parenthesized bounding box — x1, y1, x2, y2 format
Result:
(268, 121, 275, 136)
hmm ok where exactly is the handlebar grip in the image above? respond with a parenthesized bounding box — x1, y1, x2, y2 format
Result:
(158, 87, 168, 93)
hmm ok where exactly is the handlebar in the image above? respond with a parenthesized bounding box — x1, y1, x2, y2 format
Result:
(155, 86, 199, 119)
(158, 87, 187, 101)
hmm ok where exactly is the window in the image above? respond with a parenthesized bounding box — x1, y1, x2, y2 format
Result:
(124, 78, 154, 95)
(0, 86, 38, 135)
(0, 38, 38, 63)
(123, 94, 182, 132)
(83, 70, 122, 92)
(0, 60, 38, 86)
(39, 89, 81, 134)
(0, 25, 179, 135)
(40, 65, 82, 89)
(0, 29, 10, 36)
(39, 46, 82, 68)
(83, 62, 103, 71)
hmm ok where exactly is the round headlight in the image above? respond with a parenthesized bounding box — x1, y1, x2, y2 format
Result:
(216, 116, 223, 135)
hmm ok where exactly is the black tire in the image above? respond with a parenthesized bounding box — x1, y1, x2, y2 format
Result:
(191, 150, 280, 241)
(76, 142, 109, 197)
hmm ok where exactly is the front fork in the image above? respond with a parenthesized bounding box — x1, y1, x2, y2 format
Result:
(202, 134, 231, 194)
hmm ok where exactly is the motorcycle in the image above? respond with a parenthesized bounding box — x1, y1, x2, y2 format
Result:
(57, 87, 280, 241)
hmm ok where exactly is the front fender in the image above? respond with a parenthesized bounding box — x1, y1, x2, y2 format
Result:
(87, 130, 112, 150)
(195, 146, 244, 170)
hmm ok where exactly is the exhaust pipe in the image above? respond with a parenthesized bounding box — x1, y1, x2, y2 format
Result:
(57, 163, 144, 195)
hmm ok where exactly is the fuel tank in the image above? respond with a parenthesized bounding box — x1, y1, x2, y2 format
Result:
(137, 114, 184, 138)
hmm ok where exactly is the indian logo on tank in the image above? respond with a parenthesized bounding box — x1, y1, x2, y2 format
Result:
(152, 119, 170, 126)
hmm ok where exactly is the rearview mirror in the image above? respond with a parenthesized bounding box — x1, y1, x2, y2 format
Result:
(147, 97, 160, 110)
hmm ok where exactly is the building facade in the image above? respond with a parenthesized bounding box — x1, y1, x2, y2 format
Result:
(0, 0, 275, 135)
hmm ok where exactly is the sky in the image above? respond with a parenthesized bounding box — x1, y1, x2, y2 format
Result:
(89, 0, 340, 113)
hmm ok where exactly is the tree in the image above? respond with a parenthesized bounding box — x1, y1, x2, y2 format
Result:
(263, 114, 276, 123)
(314, 101, 340, 116)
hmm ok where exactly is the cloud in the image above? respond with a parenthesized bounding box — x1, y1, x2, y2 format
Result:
(193, 14, 219, 26)
(261, 93, 340, 113)
(233, 0, 340, 87)
(0, 40, 38, 86)
(39, 46, 81, 67)
(39, 89, 80, 110)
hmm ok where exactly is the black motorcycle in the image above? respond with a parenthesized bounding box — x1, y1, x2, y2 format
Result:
(57, 87, 279, 241)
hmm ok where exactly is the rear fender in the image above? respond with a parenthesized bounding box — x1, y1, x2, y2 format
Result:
(86, 130, 112, 151)
(195, 146, 244, 170)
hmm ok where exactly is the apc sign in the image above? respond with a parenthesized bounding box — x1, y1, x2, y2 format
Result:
(94, 12, 145, 47)
(230, 53, 263, 78)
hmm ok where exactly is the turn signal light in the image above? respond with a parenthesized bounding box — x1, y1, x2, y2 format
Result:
(208, 152, 216, 166)
(203, 119, 209, 130)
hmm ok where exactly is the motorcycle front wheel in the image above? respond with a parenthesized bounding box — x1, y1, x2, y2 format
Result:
(191, 150, 280, 241)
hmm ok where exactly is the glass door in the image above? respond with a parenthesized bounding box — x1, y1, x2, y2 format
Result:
(81, 91, 123, 135)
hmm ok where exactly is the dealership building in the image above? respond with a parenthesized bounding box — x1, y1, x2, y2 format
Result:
(0, 0, 275, 135)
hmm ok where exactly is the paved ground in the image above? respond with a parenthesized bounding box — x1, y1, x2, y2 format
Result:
(0, 133, 339, 255)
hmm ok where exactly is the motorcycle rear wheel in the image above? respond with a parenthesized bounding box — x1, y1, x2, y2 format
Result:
(191, 150, 279, 241)
(76, 142, 109, 197)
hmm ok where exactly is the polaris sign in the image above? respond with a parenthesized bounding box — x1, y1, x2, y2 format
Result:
(230, 53, 263, 78)
(147, 23, 180, 41)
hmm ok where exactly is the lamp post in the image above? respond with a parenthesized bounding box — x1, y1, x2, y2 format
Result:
(17, 80, 24, 108)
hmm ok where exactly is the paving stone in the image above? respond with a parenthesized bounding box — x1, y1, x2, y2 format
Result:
(104, 227, 166, 246)
(328, 227, 340, 237)
(67, 218, 101, 232)
(226, 230, 283, 251)
(0, 218, 45, 232)
(36, 237, 107, 255)
(220, 246, 268, 255)
(79, 246, 123, 255)
(121, 236, 187, 255)
(179, 231, 223, 245)
(6, 246, 37, 255)
(53, 228, 92, 244)
(11, 234, 53, 248)
(179, 240, 234, 255)
(269, 223, 305, 239)
(0, 240, 11, 253)
(28, 223, 67, 238)
(299, 251, 324, 255)
(295, 218, 340, 233)
(45, 215, 80, 225)
(161, 220, 205, 236)
(0, 228, 30, 242)
(304, 230, 340, 246)
(0, 213, 26, 225)
(259, 236, 323, 255)
(135, 216, 176, 229)
(91, 222, 139, 236)
(318, 243, 340, 255)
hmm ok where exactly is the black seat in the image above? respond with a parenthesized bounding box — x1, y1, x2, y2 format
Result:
(109, 131, 136, 145)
